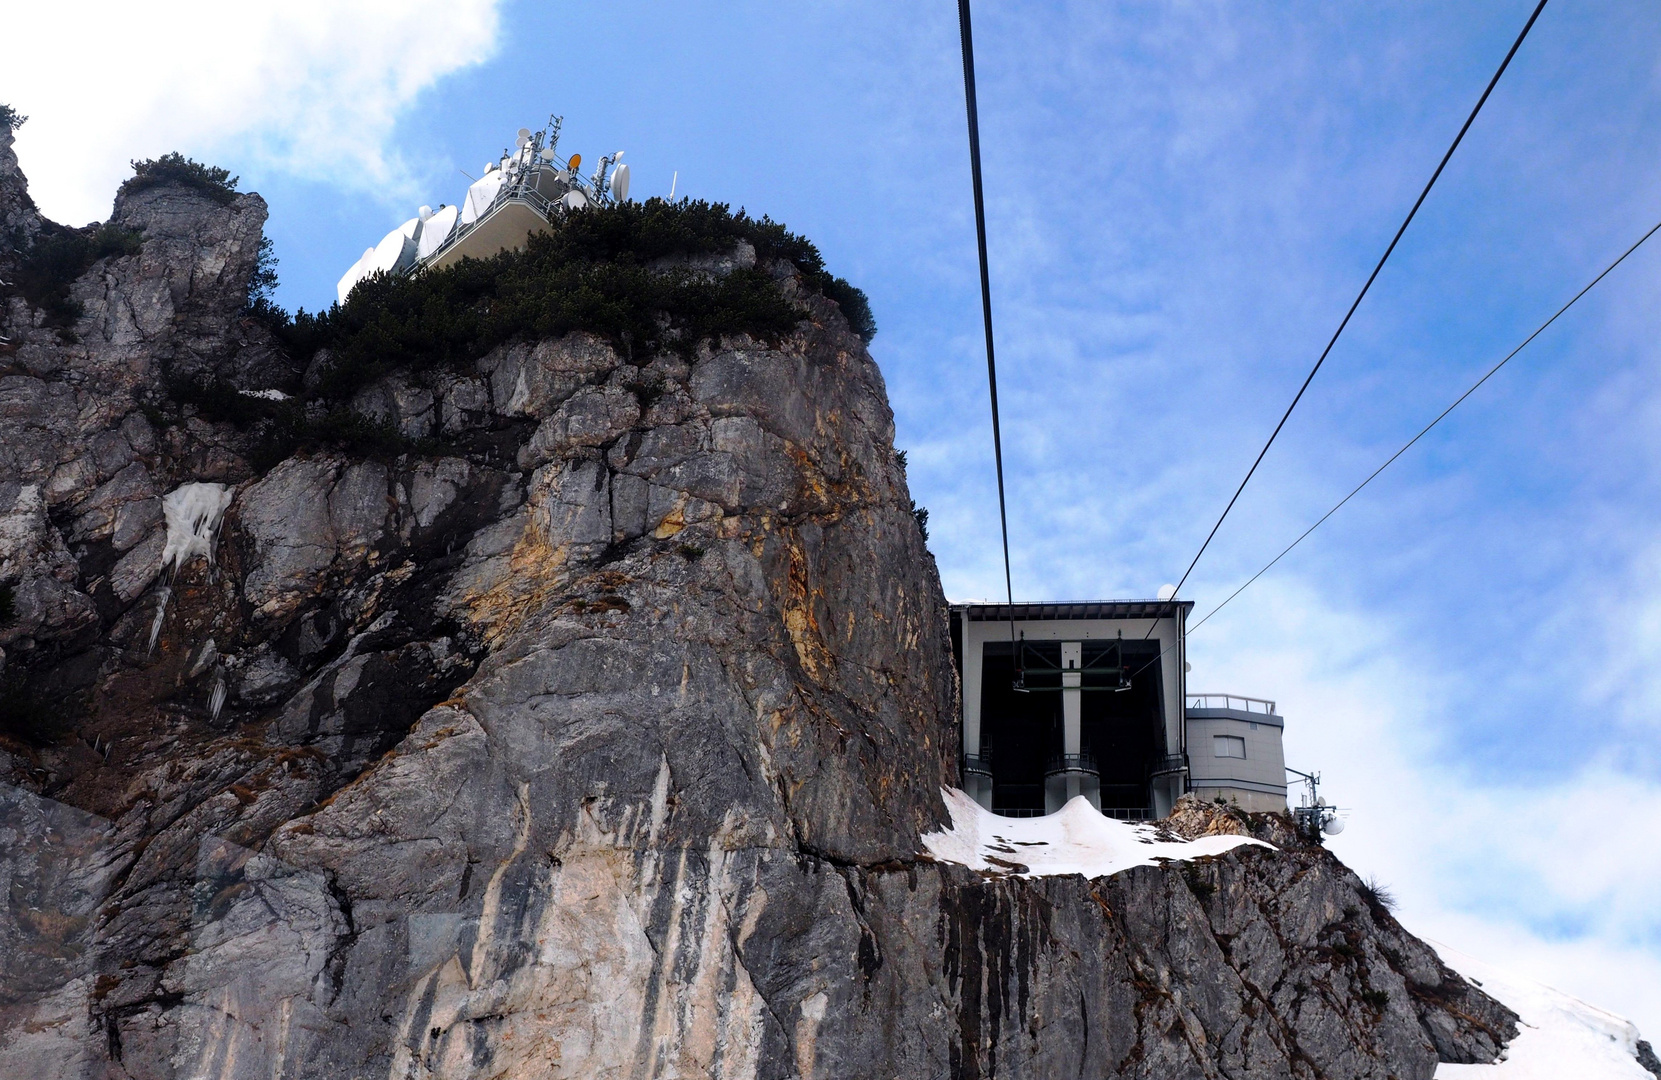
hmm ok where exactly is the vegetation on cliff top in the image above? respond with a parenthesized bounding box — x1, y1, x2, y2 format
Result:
(5, 154, 238, 337)
(119, 152, 241, 206)
(262, 197, 876, 402)
(167, 193, 877, 467)
(0, 103, 26, 131)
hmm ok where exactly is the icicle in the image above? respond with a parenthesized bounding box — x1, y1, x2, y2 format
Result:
(147, 585, 172, 655)
(160, 482, 235, 575)
(208, 669, 227, 723)
(188, 637, 219, 678)
(147, 483, 233, 657)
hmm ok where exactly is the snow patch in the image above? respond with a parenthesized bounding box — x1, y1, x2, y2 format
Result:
(238, 388, 290, 401)
(1434, 943, 1657, 1079)
(921, 788, 1272, 878)
(160, 482, 235, 574)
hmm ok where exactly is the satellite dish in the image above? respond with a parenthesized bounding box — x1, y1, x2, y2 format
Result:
(461, 171, 506, 226)
(614, 150, 625, 160)
(516, 127, 531, 148)
(567, 153, 582, 172)
(368, 222, 418, 276)
(337, 255, 368, 304)
(1321, 814, 1345, 836)
(540, 146, 556, 161)
(1157, 584, 1177, 601)
(562, 189, 588, 210)
(418, 205, 432, 222)
(416, 203, 458, 261)
(611, 162, 630, 202)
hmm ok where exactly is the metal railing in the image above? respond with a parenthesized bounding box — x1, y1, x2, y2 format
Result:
(420, 183, 562, 270)
(961, 752, 993, 777)
(1045, 753, 1098, 776)
(1101, 807, 1154, 821)
(1187, 693, 1277, 715)
(1151, 753, 1189, 776)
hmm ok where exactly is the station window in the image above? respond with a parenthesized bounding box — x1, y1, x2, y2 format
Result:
(1213, 735, 1247, 759)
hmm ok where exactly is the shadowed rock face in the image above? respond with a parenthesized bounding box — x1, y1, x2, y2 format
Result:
(0, 140, 1516, 1079)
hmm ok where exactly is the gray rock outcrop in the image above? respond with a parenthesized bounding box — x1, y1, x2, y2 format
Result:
(0, 119, 43, 253)
(0, 138, 1525, 1079)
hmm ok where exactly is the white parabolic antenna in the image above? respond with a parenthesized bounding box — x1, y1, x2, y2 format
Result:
(336, 257, 366, 305)
(516, 127, 531, 148)
(1321, 813, 1345, 836)
(367, 221, 418, 276)
(562, 189, 588, 210)
(335, 246, 379, 304)
(1157, 583, 1177, 601)
(540, 146, 556, 161)
(416, 204, 459, 261)
(611, 162, 630, 202)
(462, 171, 505, 226)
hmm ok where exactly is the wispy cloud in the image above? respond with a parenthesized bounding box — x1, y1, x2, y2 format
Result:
(861, 0, 1661, 1037)
(1195, 576, 1661, 1032)
(2, 0, 502, 224)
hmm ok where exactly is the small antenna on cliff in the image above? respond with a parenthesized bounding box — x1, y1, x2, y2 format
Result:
(1286, 767, 1347, 837)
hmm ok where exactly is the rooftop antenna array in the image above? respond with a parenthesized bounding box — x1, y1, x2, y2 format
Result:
(336, 110, 628, 304)
(1285, 767, 1346, 837)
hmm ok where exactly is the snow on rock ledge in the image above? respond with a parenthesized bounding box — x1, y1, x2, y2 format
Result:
(1435, 944, 1661, 1079)
(922, 787, 1273, 877)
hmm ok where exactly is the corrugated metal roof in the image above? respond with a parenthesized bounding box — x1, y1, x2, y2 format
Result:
(953, 600, 1194, 621)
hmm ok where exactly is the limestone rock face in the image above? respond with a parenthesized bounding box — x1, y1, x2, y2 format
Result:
(0, 122, 43, 253)
(0, 153, 1519, 1080)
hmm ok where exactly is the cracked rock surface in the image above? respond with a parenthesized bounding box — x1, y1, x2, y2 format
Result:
(0, 136, 1518, 1079)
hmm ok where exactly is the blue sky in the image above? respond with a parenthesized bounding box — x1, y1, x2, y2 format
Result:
(8, 0, 1661, 1037)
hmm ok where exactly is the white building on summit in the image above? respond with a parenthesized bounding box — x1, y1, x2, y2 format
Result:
(335, 115, 631, 304)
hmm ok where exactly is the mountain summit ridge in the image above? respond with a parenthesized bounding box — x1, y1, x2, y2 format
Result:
(0, 135, 1635, 1079)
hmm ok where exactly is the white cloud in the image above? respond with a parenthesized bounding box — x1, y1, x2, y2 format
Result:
(1, 0, 501, 224)
(1191, 576, 1661, 1041)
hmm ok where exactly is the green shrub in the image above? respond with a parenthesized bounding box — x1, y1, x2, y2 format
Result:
(165, 375, 418, 470)
(1361, 988, 1390, 1010)
(1358, 875, 1397, 916)
(0, 103, 26, 131)
(244, 235, 281, 320)
(303, 199, 831, 401)
(120, 152, 239, 206)
(250, 405, 416, 472)
(823, 275, 876, 342)
(910, 500, 930, 542)
(166, 374, 277, 427)
(12, 223, 144, 329)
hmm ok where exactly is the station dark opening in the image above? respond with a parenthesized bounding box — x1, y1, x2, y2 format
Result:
(978, 639, 1168, 814)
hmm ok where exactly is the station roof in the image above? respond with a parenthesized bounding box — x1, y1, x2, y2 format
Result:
(953, 600, 1194, 622)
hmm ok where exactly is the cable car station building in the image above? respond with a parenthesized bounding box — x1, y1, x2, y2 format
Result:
(950, 601, 1289, 819)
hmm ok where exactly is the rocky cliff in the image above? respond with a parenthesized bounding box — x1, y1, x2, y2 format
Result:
(0, 131, 1525, 1079)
